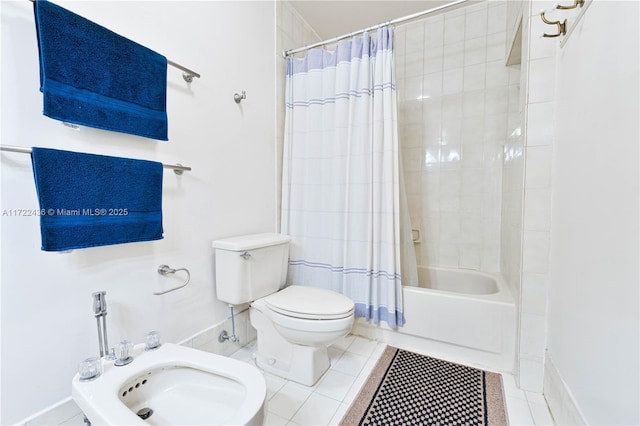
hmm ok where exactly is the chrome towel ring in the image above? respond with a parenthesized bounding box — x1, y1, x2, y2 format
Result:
(154, 264, 191, 295)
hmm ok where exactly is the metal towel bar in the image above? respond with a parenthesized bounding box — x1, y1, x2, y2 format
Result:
(0, 145, 191, 175)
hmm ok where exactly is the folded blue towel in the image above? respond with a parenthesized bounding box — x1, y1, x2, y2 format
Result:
(33, 1, 168, 141)
(31, 147, 164, 251)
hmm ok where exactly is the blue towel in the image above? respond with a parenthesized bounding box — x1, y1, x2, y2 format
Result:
(31, 147, 164, 251)
(33, 1, 168, 141)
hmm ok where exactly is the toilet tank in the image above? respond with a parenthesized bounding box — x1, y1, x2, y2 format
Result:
(212, 233, 291, 305)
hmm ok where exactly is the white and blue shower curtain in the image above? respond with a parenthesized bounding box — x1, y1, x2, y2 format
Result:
(282, 28, 418, 328)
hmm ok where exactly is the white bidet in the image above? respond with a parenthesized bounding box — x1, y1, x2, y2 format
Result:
(72, 343, 266, 425)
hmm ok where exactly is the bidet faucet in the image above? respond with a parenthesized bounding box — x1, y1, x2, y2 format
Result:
(92, 291, 110, 358)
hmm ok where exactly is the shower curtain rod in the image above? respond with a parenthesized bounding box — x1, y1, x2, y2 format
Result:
(282, 0, 469, 58)
(0, 145, 192, 174)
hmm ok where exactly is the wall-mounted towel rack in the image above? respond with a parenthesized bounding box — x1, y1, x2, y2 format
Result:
(167, 60, 200, 83)
(27, 0, 200, 83)
(0, 145, 192, 175)
(154, 264, 191, 295)
(540, 10, 567, 38)
(539, 0, 592, 46)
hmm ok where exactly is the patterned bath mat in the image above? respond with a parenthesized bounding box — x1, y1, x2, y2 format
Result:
(340, 346, 509, 425)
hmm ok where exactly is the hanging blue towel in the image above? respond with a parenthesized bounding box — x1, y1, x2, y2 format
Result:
(31, 147, 164, 251)
(33, 1, 168, 141)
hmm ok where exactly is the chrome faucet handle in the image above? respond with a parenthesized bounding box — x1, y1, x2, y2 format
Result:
(105, 347, 116, 361)
(78, 357, 102, 382)
(114, 340, 134, 367)
(145, 331, 161, 351)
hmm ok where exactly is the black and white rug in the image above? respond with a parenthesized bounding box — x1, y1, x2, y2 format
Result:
(340, 346, 508, 425)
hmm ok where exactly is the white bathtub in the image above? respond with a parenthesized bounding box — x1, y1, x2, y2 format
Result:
(353, 266, 516, 372)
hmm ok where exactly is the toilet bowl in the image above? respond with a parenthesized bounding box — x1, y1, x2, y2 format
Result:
(212, 233, 355, 386)
(250, 286, 354, 385)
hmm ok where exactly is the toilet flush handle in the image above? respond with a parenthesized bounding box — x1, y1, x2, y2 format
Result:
(240, 251, 251, 259)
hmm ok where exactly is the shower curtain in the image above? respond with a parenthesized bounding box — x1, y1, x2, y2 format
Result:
(281, 28, 418, 328)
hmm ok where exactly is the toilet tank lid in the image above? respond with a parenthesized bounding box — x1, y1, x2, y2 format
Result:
(212, 233, 291, 251)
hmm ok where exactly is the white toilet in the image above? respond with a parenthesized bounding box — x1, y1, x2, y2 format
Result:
(212, 233, 355, 386)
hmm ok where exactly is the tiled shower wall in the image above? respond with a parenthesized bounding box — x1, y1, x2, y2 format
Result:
(517, 0, 558, 393)
(395, 1, 519, 271)
(276, 1, 321, 228)
(502, 0, 559, 393)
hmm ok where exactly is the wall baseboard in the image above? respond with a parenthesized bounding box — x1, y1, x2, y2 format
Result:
(543, 351, 587, 425)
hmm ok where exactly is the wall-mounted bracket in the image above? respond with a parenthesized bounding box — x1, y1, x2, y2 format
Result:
(555, 0, 584, 10)
(234, 91, 246, 104)
(541, 11, 567, 38)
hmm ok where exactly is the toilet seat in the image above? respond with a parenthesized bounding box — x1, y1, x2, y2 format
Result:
(263, 286, 354, 320)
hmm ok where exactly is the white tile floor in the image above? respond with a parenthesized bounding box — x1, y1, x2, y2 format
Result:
(230, 334, 556, 426)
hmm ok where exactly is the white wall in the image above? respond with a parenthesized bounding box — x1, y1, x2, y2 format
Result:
(0, 1, 276, 423)
(546, 1, 639, 424)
